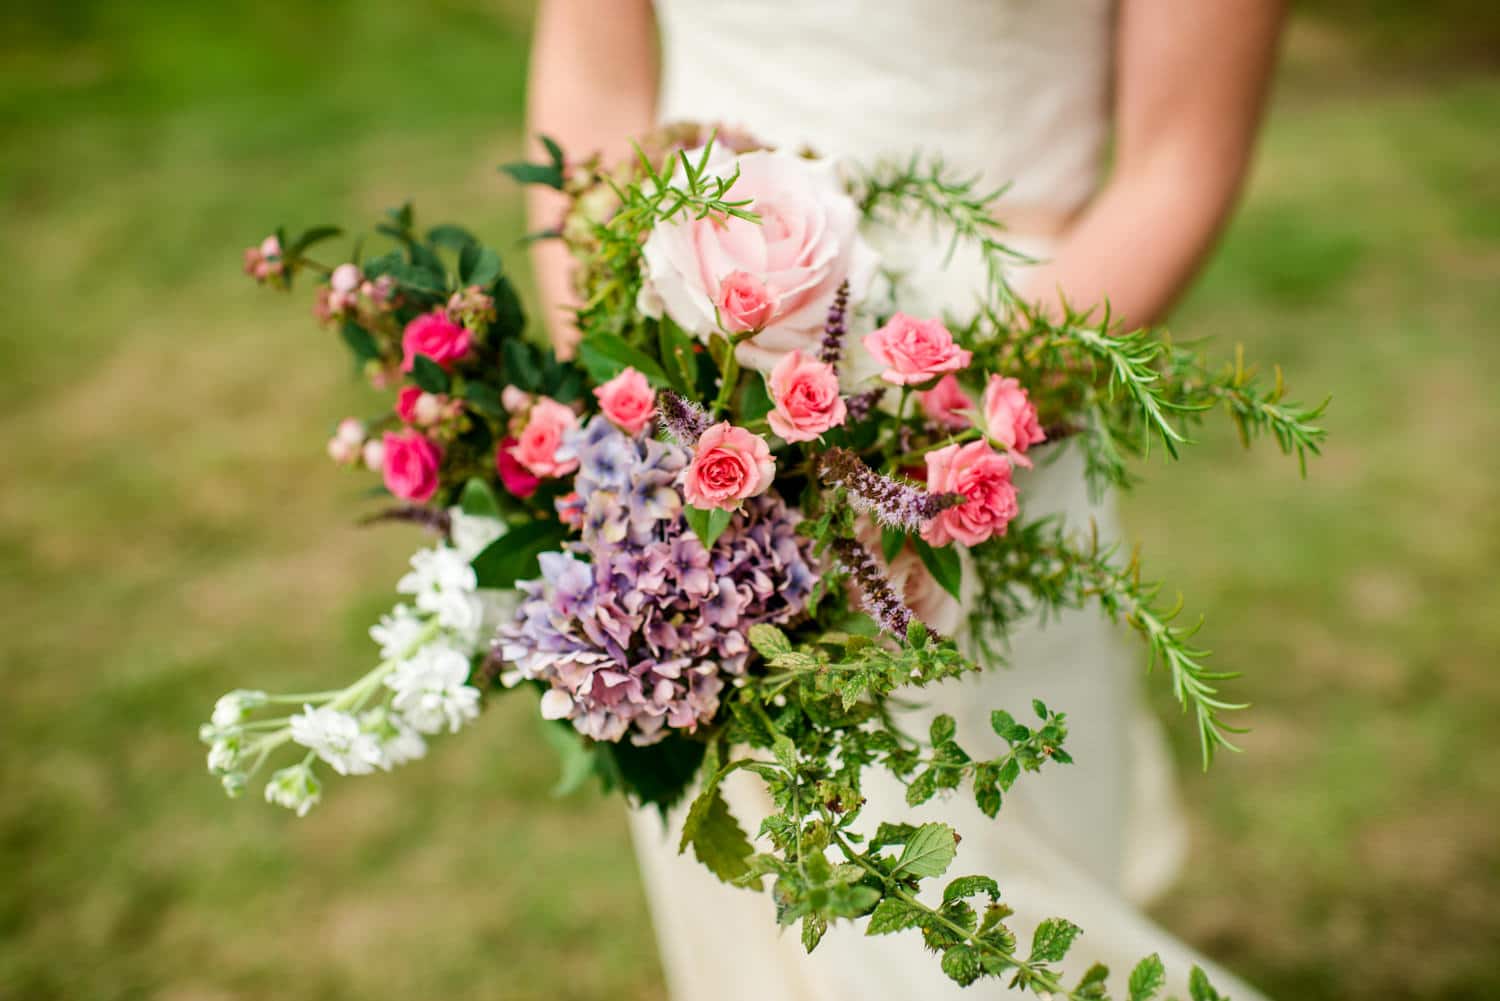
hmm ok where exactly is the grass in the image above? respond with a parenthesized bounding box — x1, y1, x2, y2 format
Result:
(1, 5, 1496, 999)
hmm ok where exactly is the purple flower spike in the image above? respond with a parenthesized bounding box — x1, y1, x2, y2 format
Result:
(816, 447, 963, 533)
(830, 536, 912, 637)
(658, 390, 712, 446)
(844, 386, 886, 423)
(818, 279, 851, 366)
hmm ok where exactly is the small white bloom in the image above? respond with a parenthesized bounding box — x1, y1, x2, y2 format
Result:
(289, 705, 383, 776)
(207, 737, 241, 774)
(211, 689, 267, 729)
(369, 603, 428, 661)
(422, 587, 486, 645)
(397, 545, 477, 600)
(447, 508, 506, 562)
(385, 643, 482, 734)
(359, 706, 428, 770)
(264, 763, 322, 817)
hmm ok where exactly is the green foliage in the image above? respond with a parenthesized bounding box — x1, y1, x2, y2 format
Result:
(1128, 954, 1167, 1001)
(469, 519, 569, 590)
(577, 330, 672, 388)
(684, 504, 733, 550)
(678, 784, 754, 882)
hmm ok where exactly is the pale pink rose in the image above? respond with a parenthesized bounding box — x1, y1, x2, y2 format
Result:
(395, 385, 422, 423)
(920, 440, 1018, 547)
(412, 392, 445, 427)
(361, 438, 385, 472)
(716, 271, 777, 333)
(501, 385, 532, 413)
(509, 397, 579, 479)
(495, 437, 541, 499)
(334, 418, 365, 445)
(593, 367, 657, 434)
(862, 314, 973, 386)
(330, 263, 361, 294)
(766, 350, 846, 443)
(381, 430, 443, 503)
(640, 148, 879, 372)
(918, 375, 974, 430)
(682, 422, 775, 511)
(400, 310, 472, 372)
(982, 375, 1046, 465)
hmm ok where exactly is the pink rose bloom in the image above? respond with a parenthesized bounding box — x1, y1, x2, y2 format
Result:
(918, 375, 974, 430)
(593, 367, 657, 435)
(682, 422, 775, 511)
(766, 350, 846, 443)
(381, 430, 443, 503)
(395, 385, 422, 423)
(862, 314, 973, 386)
(509, 397, 579, 479)
(920, 440, 1018, 547)
(640, 148, 878, 372)
(495, 437, 542, 499)
(716, 271, 777, 333)
(400, 310, 472, 372)
(982, 375, 1046, 464)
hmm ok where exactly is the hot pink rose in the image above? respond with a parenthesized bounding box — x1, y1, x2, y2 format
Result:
(395, 385, 422, 423)
(982, 375, 1046, 464)
(766, 350, 846, 443)
(682, 422, 775, 511)
(716, 271, 777, 333)
(381, 430, 443, 503)
(400, 310, 472, 372)
(593, 367, 657, 435)
(862, 314, 973, 386)
(920, 440, 1018, 547)
(640, 148, 878, 372)
(918, 375, 974, 430)
(509, 397, 579, 479)
(495, 437, 542, 499)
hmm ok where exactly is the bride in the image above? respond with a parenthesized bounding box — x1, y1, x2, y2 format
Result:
(526, 2, 1285, 997)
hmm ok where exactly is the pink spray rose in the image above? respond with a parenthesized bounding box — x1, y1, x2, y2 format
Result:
(920, 440, 1018, 547)
(593, 367, 657, 434)
(765, 350, 846, 443)
(381, 430, 443, 503)
(495, 437, 542, 499)
(982, 375, 1046, 463)
(918, 375, 974, 430)
(862, 314, 973, 386)
(400, 310, 472, 372)
(716, 271, 777, 333)
(639, 148, 878, 372)
(395, 385, 422, 423)
(509, 397, 579, 479)
(242, 235, 283, 282)
(682, 422, 775, 511)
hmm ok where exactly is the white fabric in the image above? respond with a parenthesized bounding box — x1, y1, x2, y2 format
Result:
(630, 2, 1271, 997)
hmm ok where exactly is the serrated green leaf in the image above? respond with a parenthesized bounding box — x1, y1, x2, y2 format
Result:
(870, 822, 917, 849)
(747, 624, 792, 659)
(801, 913, 827, 952)
(772, 734, 798, 774)
(942, 875, 1000, 906)
(941, 944, 982, 986)
(458, 478, 501, 519)
(1128, 953, 1166, 1000)
(1029, 917, 1082, 963)
(1188, 966, 1225, 1001)
(905, 769, 937, 807)
(892, 822, 957, 879)
(684, 504, 733, 550)
(677, 785, 753, 882)
(929, 714, 956, 746)
(410, 354, 451, 394)
(975, 783, 1001, 818)
(865, 897, 924, 936)
(912, 537, 963, 601)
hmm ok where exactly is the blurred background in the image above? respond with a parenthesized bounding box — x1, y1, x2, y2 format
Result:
(2, 2, 1497, 999)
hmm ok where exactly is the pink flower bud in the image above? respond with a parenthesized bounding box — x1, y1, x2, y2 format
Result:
(335, 418, 366, 445)
(501, 385, 532, 413)
(326, 436, 358, 465)
(361, 438, 385, 472)
(412, 392, 444, 427)
(330, 263, 361, 294)
(259, 235, 282, 259)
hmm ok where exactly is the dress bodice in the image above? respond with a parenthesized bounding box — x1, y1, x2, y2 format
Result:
(655, 0, 1116, 218)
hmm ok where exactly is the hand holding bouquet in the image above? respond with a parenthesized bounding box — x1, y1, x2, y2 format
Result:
(208, 125, 1326, 996)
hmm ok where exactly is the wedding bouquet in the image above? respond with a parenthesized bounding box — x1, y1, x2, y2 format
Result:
(209, 124, 1325, 998)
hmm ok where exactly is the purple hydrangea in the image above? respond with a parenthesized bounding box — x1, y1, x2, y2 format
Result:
(497, 418, 820, 745)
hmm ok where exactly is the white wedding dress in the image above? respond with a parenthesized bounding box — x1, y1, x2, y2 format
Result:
(628, 2, 1271, 998)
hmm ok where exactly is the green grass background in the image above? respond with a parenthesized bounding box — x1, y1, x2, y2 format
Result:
(1, 4, 1496, 999)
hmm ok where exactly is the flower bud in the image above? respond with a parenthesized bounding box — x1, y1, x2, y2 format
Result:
(501, 385, 531, 413)
(362, 438, 385, 472)
(326, 436, 358, 465)
(335, 418, 366, 445)
(264, 763, 322, 817)
(330, 263, 361, 294)
(412, 392, 444, 427)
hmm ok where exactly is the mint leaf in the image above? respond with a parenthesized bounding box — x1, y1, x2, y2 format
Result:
(677, 785, 753, 882)
(1128, 953, 1166, 1000)
(892, 822, 957, 878)
(1029, 917, 1082, 963)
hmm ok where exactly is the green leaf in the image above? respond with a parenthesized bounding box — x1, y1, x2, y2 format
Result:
(892, 822, 957, 879)
(657, 317, 700, 394)
(287, 224, 342, 257)
(865, 897, 924, 936)
(1128, 953, 1166, 1001)
(975, 783, 1001, 818)
(459, 243, 503, 288)
(942, 875, 1000, 906)
(772, 733, 798, 774)
(941, 944, 982, 986)
(599, 733, 706, 815)
(463, 381, 506, 419)
(1188, 966, 1225, 1001)
(748, 624, 793, 660)
(427, 224, 478, 250)
(1028, 917, 1082, 963)
(410, 354, 451, 394)
(870, 822, 917, 849)
(578, 332, 672, 389)
(801, 913, 827, 953)
(740, 372, 775, 423)
(469, 518, 567, 589)
(541, 134, 565, 170)
(458, 478, 501, 519)
(387, 259, 447, 296)
(339, 318, 380, 364)
(929, 714, 956, 746)
(499, 161, 565, 189)
(539, 719, 596, 796)
(678, 785, 753, 882)
(880, 526, 906, 564)
(684, 504, 733, 550)
(912, 537, 963, 601)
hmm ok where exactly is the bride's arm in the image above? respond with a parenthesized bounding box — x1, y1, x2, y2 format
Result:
(1015, 0, 1286, 329)
(526, 0, 658, 357)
